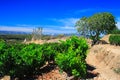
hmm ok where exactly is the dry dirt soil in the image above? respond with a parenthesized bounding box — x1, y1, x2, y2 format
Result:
(86, 44, 120, 80)
(86, 34, 120, 80)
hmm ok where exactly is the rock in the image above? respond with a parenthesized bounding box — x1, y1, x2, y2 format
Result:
(1, 76, 10, 80)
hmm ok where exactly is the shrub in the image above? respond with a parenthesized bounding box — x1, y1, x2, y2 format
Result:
(109, 34, 120, 45)
(109, 29, 120, 34)
(0, 36, 89, 79)
(0, 41, 19, 76)
(0, 39, 6, 52)
(41, 43, 59, 62)
(0, 42, 45, 78)
(55, 36, 88, 78)
(15, 43, 45, 77)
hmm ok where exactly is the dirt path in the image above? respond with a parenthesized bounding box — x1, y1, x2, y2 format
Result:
(86, 44, 120, 80)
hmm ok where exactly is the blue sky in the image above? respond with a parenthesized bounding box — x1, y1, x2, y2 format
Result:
(0, 0, 120, 34)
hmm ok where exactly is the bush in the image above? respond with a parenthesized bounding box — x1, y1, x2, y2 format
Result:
(41, 43, 59, 62)
(0, 42, 20, 76)
(55, 36, 88, 78)
(0, 41, 58, 78)
(0, 42, 45, 78)
(109, 29, 120, 34)
(0, 44, 44, 77)
(15, 43, 45, 77)
(0, 39, 6, 51)
(109, 34, 120, 45)
(0, 36, 89, 79)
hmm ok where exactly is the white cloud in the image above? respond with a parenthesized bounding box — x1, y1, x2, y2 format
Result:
(0, 18, 79, 34)
(55, 18, 79, 26)
(116, 17, 120, 29)
(116, 21, 120, 29)
(52, 18, 79, 30)
(0, 26, 33, 32)
(43, 28, 76, 34)
(60, 26, 75, 30)
(42, 25, 76, 34)
(0, 25, 77, 34)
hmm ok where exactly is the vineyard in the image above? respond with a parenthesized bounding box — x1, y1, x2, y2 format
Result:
(0, 36, 89, 79)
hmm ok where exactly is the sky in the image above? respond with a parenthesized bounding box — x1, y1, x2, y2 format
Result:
(0, 0, 120, 34)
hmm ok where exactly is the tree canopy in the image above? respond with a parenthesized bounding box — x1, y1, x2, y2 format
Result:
(75, 12, 117, 45)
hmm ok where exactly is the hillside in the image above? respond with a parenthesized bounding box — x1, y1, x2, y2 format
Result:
(25, 35, 120, 80)
(1, 35, 120, 80)
(86, 44, 120, 80)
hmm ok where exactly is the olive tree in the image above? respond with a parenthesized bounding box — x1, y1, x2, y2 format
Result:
(75, 17, 89, 38)
(75, 12, 116, 45)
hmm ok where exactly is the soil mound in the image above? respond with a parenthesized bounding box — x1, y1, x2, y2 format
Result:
(86, 44, 120, 80)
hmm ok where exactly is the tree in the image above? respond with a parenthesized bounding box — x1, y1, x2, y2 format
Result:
(75, 17, 89, 38)
(32, 27, 43, 40)
(75, 12, 117, 45)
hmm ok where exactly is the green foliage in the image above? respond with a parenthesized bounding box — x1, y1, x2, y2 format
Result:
(0, 39, 6, 51)
(0, 42, 17, 76)
(109, 29, 120, 34)
(0, 40, 58, 77)
(0, 43, 45, 77)
(0, 36, 89, 78)
(75, 17, 88, 37)
(41, 43, 59, 62)
(15, 43, 45, 77)
(55, 36, 88, 78)
(76, 12, 116, 45)
(0, 34, 32, 41)
(109, 34, 120, 45)
(0, 34, 32, 44)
